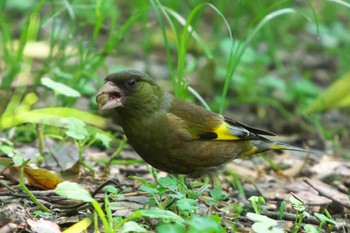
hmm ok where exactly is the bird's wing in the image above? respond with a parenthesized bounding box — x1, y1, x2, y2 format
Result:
(210, 117, 276, 140)
(167, 97, 275, 141)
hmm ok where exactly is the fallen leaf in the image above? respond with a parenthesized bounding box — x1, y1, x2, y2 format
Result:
(27, 218, 61, 233)
(20, 166, 62, 190)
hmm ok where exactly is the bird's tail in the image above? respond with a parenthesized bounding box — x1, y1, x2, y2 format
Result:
(246, 140, 310, 157)
(267, 141, 309, 153)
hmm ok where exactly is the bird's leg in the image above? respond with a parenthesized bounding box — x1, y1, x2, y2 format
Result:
(208, 172, 222, 187)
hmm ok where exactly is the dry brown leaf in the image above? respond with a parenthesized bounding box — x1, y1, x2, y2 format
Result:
(22, 166, 62, 190)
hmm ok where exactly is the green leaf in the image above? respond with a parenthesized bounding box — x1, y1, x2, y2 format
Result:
(12, 154, 25, 166)
(220, 38, 267, 64)
(278, 200, 286, 220)
(176, 198, 197, 214)
(247, 213, 277, 226)
(292, 79, 319, 96)
(55, 181, 93, 202)
(251, 222, 284, 233)
(304, 224, 318, 233)
(53, 67, 74, 80)
(60, 117, 88, 140)
(139, 185, 159, 194)
(102, 185, 118, 194)
(0, 138, 14, 147)
(1, 107, 108, 130)
(306, 72, 350, 113)
(0, 145, 13, 155)
(247, 213, 283, 233)
(31, 107, 108, 128)
(314, 213, 337, 225)
(168, 192, 185, 200)
(139, 208, 184, 223)
(95, 132, 111, 148)
(289, 195, 305, 212)
(41, 77, 81, 97)
(209, 186, 226, 201)
(158, 177, 178, 191)
(259, 75, 286, 92)
(157, 223, 186, 233)
(249, 196, 265, 214)
(187, 215, 226, 233)
(120, 221, 148, 233)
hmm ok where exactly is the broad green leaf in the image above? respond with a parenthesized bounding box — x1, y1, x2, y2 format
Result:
(158, 177, 178, 191)
(259, 75, 286, 92)
(314, 213, 337, 225)
(0, 138, 14, 147)
(187, 215, 226, 233)
(169, 192, 185, 200)
(60, 117, 88, 140)
(120, 221, 148, 233)
(306, 72, 350, 113)
(0, 145, 13, 155)
(210, 186, 226, 201)
(41, 77, 81, 97)
(157, 223, 186, 233)
(12, 154, 25, 166)
(0, 107, 107, 130)
(0, 157, 12, 167)
(139, 208, 184, 223)
(176, 198, 197, 213)
(103, 185, 118, 194)
(220, 38, 268, 64)
(53, 68, 74, 80)
(246, 213, 277, 226)
(247, 213, 283, 233)
(32, 107, 107, 128)
(139, 185, 159, 194)
(55, 181, 93, 202)
(251, 222, 284, 233)
(95, 132, 111, 148)
(304, 224, 318, 233)
(289, 194, 305, 212)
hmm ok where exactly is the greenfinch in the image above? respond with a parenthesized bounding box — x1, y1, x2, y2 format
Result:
(96, 70, 305, 178)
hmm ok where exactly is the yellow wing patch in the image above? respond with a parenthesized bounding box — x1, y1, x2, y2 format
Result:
(213, 122, 240, 140)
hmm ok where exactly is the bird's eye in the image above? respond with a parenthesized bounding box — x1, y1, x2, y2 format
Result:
(128, 79, 136, 87)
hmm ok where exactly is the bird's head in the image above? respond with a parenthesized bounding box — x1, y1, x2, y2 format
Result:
(96, 70, 162, 114)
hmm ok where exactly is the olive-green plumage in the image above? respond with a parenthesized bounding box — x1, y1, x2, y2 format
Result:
(96, 70, 305, 177)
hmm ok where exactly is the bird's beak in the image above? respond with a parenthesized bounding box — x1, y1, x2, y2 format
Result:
(96, 81, 123, 110)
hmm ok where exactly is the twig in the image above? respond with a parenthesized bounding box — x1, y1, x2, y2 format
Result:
(91, 178, 120, 198)
(304, 178, 350, 209)
(63, 178, 122, 213)
(261, 210, 320, 225)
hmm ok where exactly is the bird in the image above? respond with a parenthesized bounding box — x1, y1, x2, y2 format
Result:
(96, 70, 307, 179)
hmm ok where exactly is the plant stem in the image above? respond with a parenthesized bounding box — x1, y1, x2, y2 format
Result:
(91, 199, 111, 233)
(18, 160, 50, 212)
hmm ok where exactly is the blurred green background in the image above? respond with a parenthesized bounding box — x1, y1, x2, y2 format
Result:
(1, 0, 349, 147)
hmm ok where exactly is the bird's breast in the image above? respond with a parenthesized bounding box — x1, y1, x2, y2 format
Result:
(119, 113, 251, 176)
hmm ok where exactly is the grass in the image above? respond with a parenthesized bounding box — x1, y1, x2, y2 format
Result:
(1, 0, 349, 232)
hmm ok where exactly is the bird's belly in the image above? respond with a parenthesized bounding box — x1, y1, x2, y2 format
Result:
(165, 140, 246, 174)
(126, 128, 248, 175)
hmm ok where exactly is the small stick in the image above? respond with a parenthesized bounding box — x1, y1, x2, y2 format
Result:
(304, 178, 350, 209)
